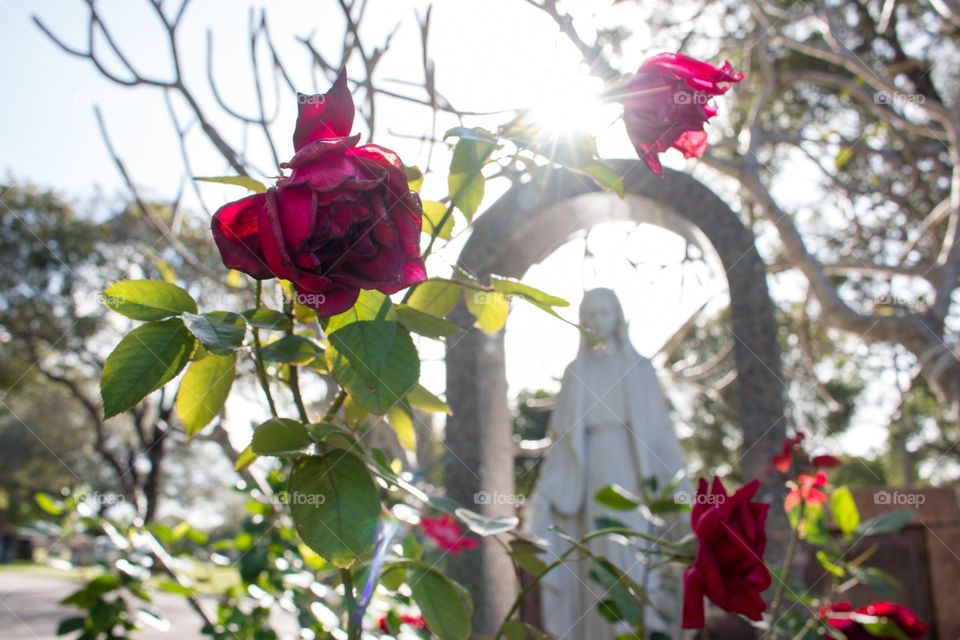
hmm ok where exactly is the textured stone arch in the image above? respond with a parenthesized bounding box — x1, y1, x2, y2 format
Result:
(444, 160, 786, 633)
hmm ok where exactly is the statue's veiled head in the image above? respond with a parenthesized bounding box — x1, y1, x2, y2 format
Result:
(578, 288, 629, 349)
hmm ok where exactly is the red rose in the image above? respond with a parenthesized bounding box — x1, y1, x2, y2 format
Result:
(682, 476, 771, 629)
(420, 514, 478, 554)
(622, 53, 744, 176)
(820, 601, 927, 639)
(211, 70, 426, 316)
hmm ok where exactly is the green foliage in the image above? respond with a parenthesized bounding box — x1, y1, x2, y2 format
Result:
(102, 280, 197, 321)
(176, 352, 236, 436)
(181, 311, 245, 355)
(327, 320, 420, 414)
(193, 175, 267, 193)
(100, 319, 197, 418)
(288, 451, 380, 569)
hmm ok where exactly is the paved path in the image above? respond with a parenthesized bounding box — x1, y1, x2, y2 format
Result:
(0, 573, 207, 640)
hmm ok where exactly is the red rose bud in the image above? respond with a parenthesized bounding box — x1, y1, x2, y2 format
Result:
(812, 454, 842, 468)
(820, 601, 927, 639)
(211, 69, 426, 316)
(682, 476, 771, 629)
(420, 514, 478, 554)
(622, 53, 743, 176)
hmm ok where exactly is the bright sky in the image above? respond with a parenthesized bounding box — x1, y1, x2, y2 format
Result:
(0, 0, 898, 460)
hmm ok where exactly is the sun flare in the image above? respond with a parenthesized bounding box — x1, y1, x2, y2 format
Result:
(527, 65, 613, 135)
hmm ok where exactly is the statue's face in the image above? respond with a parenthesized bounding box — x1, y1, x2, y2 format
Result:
(582, 295, 619, 343)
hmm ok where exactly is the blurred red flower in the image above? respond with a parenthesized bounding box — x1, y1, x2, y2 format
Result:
(622, 53, 744, 176)
(420, 514, 478, 554)
(784, 472, 829, 513)
(377, 613, 428, 634)
(820, 601, 927, 639)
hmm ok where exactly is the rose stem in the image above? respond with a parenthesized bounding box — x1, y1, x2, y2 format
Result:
(252, 280, 279, 417)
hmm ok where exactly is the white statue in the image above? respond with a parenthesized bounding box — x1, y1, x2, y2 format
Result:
(530, 288, 689, 640)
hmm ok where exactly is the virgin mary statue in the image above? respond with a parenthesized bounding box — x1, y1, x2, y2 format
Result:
(529, 288, 690, 640)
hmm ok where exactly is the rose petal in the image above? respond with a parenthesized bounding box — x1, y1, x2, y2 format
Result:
(211, 192, 271, 279)
(293, 69, 355, 151)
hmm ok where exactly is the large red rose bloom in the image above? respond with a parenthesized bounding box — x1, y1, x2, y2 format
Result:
(211, 70, 426, 316)
(682, 476, 771, 628)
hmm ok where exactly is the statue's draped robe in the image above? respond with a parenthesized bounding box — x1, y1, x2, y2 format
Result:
(530, 351, 690, 639)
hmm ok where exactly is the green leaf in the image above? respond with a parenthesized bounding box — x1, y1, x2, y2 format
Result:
(252, 418, 312, 455)
(594, 484, 641, 511)
(578, 162, 624, 197)
(407, 279, 462, 318)
(242, 308, 291, 331)
(325, 290, 390, 335)
(490, 275, 569, 308)
(234, 444, 258, 472)
(464, 289, 510, 334)
(182, 311, 245, 355)
(444, 126, 499, 144)
(260, 335, 323, 364)
(176, 352, 236, 437)
(422, 200, 454, 240)
(101, 319, 197, 418)
(847, 565, 899, 594)
(395, 304, 461, 338)
(815, 550, 845, 577)
(406, 385, 451, 414)
(405, 165, 424, 192)
(35, 492, 64, 516)
(454, 507, 518, 536)
(448, 137, 491, 221)
(102, 280, 197, 321)
(588, 558, 646, 627)
(289, 451, 380, 569)
(835, 147, 854, 170)
(194, 175, 267, 193)
(387, 405, 417, 452)
(509, 539, 549, 577)
(56, 617, 86, 635)
(855, 509, 914, 536)
(830, 486, 860, 536)
(327, 321, 420, 414)
(409, 565, 472, 640)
